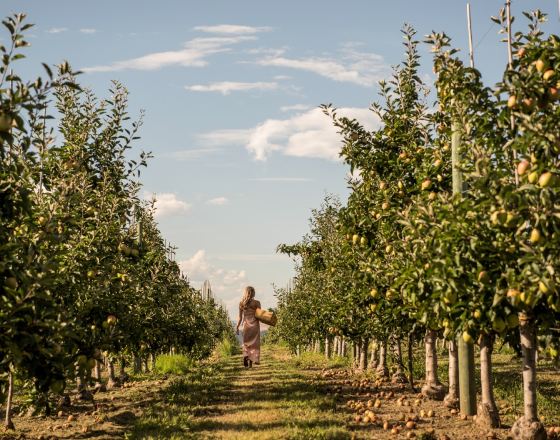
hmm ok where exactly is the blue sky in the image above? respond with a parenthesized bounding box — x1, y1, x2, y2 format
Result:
(3, 0, 557, 317)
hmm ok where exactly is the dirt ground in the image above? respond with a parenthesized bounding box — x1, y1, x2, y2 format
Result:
(0, 377, 168, 439)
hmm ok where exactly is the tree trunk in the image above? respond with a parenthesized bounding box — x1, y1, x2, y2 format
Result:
(94, 360, 102, 381)
(421, 329, 446, 400)
(76, 374, 85, 392)
(4, 369, 14, 430)
(325, 336, 331, 360)
(444, 340, 460, 408)
(150, 353, 156, 371)
(119, 358, 126, 377)
(107, 360, 118, 388)
(314, 339, 320, 353)
(341, 338, 347, 357)
(134, 355, 142, 374)
(143, 357, 149, 373)
(511, 314, 546, 440)
(359, 339, 368, 371)
(370, 341, 378, 370)
(376, 341, 389, 377)
(477, 333, 500, 428)
(407, 333, 416, 392)
(392, 338, 407, 383)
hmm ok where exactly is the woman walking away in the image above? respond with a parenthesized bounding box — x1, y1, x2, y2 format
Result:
(236, 286, 260, 368)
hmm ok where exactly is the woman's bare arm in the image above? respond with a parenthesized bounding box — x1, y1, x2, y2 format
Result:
(236, 307, 243, 334)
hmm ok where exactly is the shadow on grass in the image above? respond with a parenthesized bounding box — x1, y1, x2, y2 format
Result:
(126, 350, 350, 439)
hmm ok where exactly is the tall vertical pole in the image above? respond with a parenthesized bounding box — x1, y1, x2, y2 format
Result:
(506, 0, 513, 69)
(454, 123, 476, 416)
(467, 3, 475, 69)
(505, 0, 519, 185)
(456, 3, 477, 417)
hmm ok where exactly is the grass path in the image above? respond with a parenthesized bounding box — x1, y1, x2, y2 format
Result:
(130, 346, 350, 439)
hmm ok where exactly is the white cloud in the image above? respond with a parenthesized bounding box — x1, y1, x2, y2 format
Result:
(80, 28, 97, 34)
(248, 177, 312, 182)
(185, 81, 278, 95)
(145, 192, 191, 218)
(199, 128, 252, 146)
(199, 106, 380, 161)
(179, 250, 248, 308)
(46, 27, 67, 34)
(280, 104, 310, 113)
(256, 46, 388, 87)
(83, 35, 255, 73)
(193, 24, 272, 35)
(206, 196, 228, 206)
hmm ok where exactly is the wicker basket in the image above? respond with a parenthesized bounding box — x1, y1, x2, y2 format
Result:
(255, 308, 277, 326)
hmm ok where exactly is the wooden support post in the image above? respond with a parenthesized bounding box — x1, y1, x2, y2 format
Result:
(452, 120, 476, 415)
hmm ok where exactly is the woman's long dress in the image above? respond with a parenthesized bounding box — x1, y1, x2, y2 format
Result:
(242, 300, 261, 364)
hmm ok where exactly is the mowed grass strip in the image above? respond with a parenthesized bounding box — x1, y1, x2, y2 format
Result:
(126, 346, 350, 440)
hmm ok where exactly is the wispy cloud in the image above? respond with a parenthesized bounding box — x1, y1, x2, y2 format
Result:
(80, 28, 97, 34)
(206, 196, 228, 206)
(256, 46, 389, 87)
(199, 107, 380, 161)
(199, 129, 252, 147)
(144, 192, 191, 218)
(46, 27, 68, 34)
(193, 25, 272, 35)
(163, 148, 222, 160)
(83, 35, 255, 73)
(280, 104, 310, 113)
(185, 81, 278, 95)
(248, 177, 312, 182)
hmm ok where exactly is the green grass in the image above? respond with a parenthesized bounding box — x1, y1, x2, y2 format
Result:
(126, 346, 351, 439)
(215, 336, 241, 358)
(154, 354, 193, 375)
(380, 341, 560, 426)
(290, 351, 351, 370)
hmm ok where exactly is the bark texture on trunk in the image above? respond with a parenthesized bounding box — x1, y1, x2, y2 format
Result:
(376, 341, 389, 377)
(370, 341, 378, 370)
(325, 336, 331, 360)
(341, 339, 347, 357)
(107, 360, 119, 388)
(4, 370, 14, 430)
(134, 355, 142, 374)
(421, 329, 446, 400)
(444, 340, 459, 408)
(391, 338, 407, 384)
(359, 339, 368, 371)
(76, 374, 85, 392)
(94, 361, 102, 381)
(511, 314, 546, 440)
(353, 342, 360, 369)
(477, 334, 500, 428)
